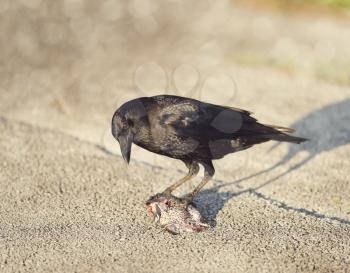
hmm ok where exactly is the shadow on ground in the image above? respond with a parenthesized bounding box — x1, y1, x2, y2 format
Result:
(195, 98, 350, 226)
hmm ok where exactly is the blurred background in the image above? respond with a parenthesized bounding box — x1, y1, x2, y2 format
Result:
(1, 0, 350, 167)
(1, 3, 350, 270)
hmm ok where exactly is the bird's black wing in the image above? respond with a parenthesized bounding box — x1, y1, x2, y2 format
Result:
(158, 99, 258, 142)
(153, 96, 305, 160)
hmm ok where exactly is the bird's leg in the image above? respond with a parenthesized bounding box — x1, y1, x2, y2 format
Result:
(184, 161, 215, 204)
(162, 162, 200, 196)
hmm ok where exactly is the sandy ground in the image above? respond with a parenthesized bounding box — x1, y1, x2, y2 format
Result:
(1, 1, 350, 272)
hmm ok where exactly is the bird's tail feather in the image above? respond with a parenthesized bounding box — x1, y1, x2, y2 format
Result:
(263, 124, 295, 133)
(268, 134, 308, 144)
(260, 123, 308, 144)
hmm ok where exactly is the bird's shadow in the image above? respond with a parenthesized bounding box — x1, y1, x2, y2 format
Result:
(193, 98, 350, 226)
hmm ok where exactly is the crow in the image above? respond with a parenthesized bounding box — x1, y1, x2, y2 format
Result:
(111, 95, 307, 205)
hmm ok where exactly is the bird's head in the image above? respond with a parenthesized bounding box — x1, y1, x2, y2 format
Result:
(111, 98, 148, 164)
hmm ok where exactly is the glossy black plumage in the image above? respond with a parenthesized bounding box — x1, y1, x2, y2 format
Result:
(111, 95, 307, 201)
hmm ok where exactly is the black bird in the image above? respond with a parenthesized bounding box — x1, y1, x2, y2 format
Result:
(111, 95, 307, 204)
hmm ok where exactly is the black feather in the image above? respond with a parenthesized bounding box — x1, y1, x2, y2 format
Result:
(112, 95, 308, 163)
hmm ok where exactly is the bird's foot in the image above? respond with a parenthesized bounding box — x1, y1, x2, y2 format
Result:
(160, 188, 173, 197)
(146, 193, 209, 234)
(181, 194, 194, 205)
(146, 191, 177, 205)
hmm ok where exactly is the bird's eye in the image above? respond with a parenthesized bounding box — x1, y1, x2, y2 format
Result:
(120, 117, 133, 128)
(127, 119, 134, 127)
(120, 118, 128, 129)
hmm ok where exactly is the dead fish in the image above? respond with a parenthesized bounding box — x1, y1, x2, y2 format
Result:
(146, 194, 209, 234)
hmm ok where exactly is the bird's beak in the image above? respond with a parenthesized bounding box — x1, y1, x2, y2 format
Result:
(118, 130, 133, 164)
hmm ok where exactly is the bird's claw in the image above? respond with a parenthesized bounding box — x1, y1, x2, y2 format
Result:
(161, 188, 173, 197)
(146, 193, 161, 206)
(181, 194, 194, 206)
